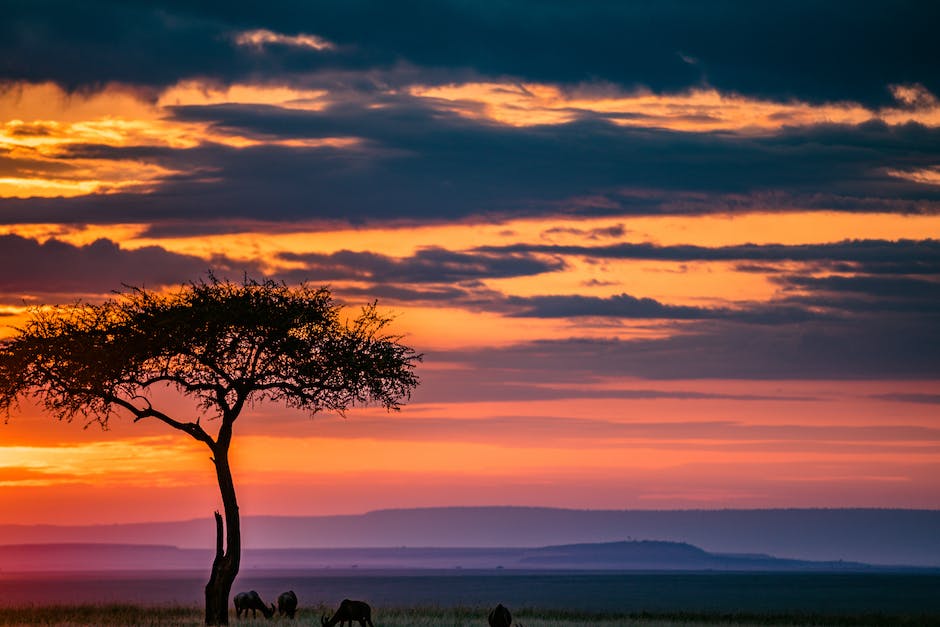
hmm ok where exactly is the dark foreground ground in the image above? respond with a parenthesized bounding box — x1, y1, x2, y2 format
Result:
(1, 571, 939, 625)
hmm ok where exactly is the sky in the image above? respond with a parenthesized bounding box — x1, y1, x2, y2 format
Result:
(1, 1, 939, 525)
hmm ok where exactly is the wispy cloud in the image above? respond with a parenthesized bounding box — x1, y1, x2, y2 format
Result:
(234, 29, 335, 52)
(0, 437, 206, 487)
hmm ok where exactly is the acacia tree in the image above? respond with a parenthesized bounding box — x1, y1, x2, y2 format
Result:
(0, 276, 420, 625)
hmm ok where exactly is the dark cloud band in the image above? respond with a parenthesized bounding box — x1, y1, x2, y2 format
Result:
(3, 1, 938, 106)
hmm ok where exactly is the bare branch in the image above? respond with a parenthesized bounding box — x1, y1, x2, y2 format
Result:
(105, 394, 216, 447)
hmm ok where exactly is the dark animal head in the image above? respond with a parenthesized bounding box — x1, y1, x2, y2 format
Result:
(323, 599, 372, 626)
(233, 591, 275, 619)
(488, 603, 512, 627)
(278, 590, 298, 618)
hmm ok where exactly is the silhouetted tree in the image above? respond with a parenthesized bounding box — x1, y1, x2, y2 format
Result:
(0, 276, 420, 625)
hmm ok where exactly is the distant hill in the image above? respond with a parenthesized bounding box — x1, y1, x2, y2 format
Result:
(0, 540, 888, 573)
(2, 507, 938, 566)
(513, 540, 875, 571)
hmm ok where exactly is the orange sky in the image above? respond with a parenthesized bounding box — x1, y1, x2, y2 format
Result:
(2, 5, 940, 524)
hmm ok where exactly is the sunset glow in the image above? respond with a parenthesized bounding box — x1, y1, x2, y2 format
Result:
(1, 2, 938, 527)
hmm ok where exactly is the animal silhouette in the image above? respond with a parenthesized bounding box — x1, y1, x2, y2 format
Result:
(277, 590, 298, 618)
(488, 603, 512, 627)
(321, 598, 375, 626)
(233, 590, 275, 619)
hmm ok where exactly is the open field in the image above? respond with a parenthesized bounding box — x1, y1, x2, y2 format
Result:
(0, 604, 938, 627)
(2, 572, 939, 626)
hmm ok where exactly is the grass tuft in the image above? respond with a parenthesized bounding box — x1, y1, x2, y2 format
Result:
(0, 604, 938, 626)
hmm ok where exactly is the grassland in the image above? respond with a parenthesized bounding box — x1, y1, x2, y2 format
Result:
(2, 572, 939, 626)
(0, 604, 938, 627)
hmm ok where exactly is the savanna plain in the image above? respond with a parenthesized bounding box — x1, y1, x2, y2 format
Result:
(2, 572, 939, 627)
(0, 604, 937, 627)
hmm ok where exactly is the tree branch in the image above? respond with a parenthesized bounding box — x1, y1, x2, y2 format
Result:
(105, 393, 216, 447)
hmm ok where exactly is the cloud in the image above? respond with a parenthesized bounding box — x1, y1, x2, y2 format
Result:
(234, 29, 335, 52)
(334, 283, 481, 305)
(265, 414, 940, 448)
(478, 239, 940, 272)
(271, 241, 937, 324)
(869, 393, 940, 405)
(481, 242, 935, 353)
(0, 466, 80, 487)
(4, 98, 939, 225)
(500, 294, 830, 325)
(541, 224, 628, 240)
(3, 2, 938, 106)
(504, 293, 717, 320)
(280, 247, 564, 284)
(775, 274, 940, 315)
(165, 101, 940, 198)
(443, 309, 940, 379)
(412, 363, 817, 404)
(0, 234, 255, 297)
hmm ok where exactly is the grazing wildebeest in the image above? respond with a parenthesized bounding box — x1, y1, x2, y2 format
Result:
(233, 590, 275, 619)
(488, 603, 512, 627)
(321, 599, 375, 626)
(277, 590, 298, 619)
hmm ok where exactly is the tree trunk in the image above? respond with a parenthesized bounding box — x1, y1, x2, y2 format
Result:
(204, 450, 241, 626)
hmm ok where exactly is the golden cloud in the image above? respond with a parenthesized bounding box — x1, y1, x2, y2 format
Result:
(410, 82, 940, 131)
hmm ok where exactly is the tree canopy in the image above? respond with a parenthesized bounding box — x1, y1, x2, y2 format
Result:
(0, 276, 420, 625)
(0, 276, 420, 432)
